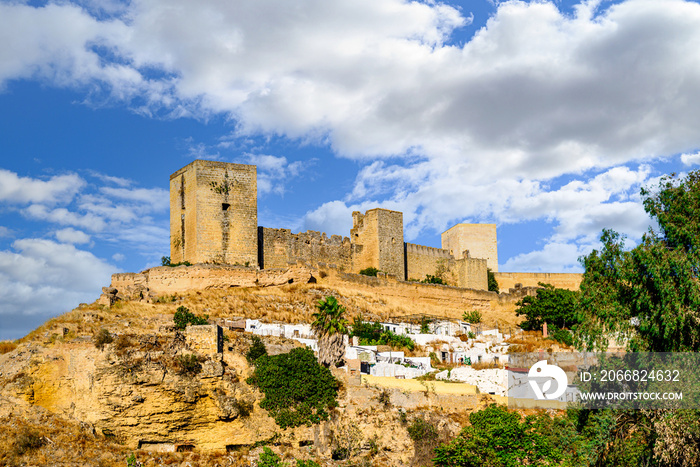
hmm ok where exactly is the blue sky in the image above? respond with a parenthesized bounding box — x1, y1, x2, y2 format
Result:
(2, 0, 700, 340)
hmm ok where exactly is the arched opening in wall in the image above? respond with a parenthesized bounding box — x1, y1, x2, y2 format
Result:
(222, 203, 230, 211)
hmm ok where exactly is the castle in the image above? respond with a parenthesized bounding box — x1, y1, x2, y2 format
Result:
(169, 160, 499, 290)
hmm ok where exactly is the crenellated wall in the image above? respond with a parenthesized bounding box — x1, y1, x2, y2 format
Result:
(493, 272, 582, 292)
(405, 243, 453, 282)
(257, 227, 353, 270)
(165, 161, 511, 293)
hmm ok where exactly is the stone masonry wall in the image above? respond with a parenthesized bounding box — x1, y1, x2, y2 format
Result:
(376, 209, 405, 279)
(405, 243, 453, 282)
(442, 224, 498, 272)
(109, 265, 313, 299)
(258, 227, 353, 270)
(169, 160, 257, 266)
(351, 210, 379, 275)
(455, 255, 488, 290)
(351, 209, 404, 278)
(493, 272, 582, 291)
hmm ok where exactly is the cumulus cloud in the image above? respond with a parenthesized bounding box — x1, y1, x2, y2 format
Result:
(0, 169, 84, 204)
(54, 227, 91, 244)
(0, 238, 116, 339)
(681, 151, 700, 166)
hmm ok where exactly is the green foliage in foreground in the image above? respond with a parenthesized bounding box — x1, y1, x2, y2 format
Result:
(578, 171, 700, 352)
(257, 448, 321, 467)
(433, 405, 586, 467)
(173, 306, 208, 330)
(247, 347, 339, 429)
(432, 405, 670, 467)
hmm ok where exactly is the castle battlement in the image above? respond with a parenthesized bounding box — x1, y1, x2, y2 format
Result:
(170, 160, 496, 290)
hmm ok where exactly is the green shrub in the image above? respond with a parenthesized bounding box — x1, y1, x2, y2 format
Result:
(433, 404, 585, 467)
(407, 417, 438, 442)
(359, 267, 379, 276)
(93, 328, 113, 350)
(176, 354, 203, 376)
(247, 347, 339, 429)
(350, 317, 415, 351)
(161, 256, 192, 267)
(258, 447, 284, 467)
(462, 310, 482, 324)
(246, 335, 268, 363)
(173, 306, 208, 330)
(422, 274, 445, 285)
(550, 327, 574, 346)
(350, 317, 384, 342)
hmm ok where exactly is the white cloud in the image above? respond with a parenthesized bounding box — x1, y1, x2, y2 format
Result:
(54, 228, 91, 244)
(681, 151, 700, 166)
(242, 154, 307, 196)
(0, 238, 116, 320)
(500, 241, 592, 273)
(0, 169, 84, 204)
(112, 253, 125, 262)
(0, 226, 13, 238)
(24, 204, 108, 231)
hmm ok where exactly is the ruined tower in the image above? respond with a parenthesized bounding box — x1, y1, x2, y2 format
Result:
(169, 160, 258, 266)
(351, 208, 405, 278)
(441, 223, 498, 272)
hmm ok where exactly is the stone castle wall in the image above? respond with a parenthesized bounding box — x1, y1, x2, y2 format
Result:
(405, 243, 453, 282)
(166, 161, 584, 293)
(258, 227, 353, 270)
(442, 224, 498, 272)
(170, 160, 257, 266)
(455, 255, 488, 290)
(350, 209, 404, 278)
(493, 272, 582, 292)
(110, 265, 313, 298)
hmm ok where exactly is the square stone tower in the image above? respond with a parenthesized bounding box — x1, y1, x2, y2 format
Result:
(170, 160, 258, 266)
(441, 223, 498, 272)
(351, 208, 404, 278)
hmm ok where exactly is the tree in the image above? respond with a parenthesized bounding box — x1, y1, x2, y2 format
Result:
(433, 405, 585, 467)
(312, 296, 348, 367)
(173, 306, 208, 330)
(577, 171, 700, 352)
(487, 268, 499, 293)
(246, 335, 267, 363)
(515, 283, 579, 332)
(247, 347, 339, 428)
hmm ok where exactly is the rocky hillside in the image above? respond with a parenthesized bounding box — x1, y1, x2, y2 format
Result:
(0, 279, 509, 466)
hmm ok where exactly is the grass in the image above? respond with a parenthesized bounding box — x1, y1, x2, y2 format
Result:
(0, 341, 17, 354)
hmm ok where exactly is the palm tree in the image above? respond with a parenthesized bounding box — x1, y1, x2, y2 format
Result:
(312, 296, 348, 368)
